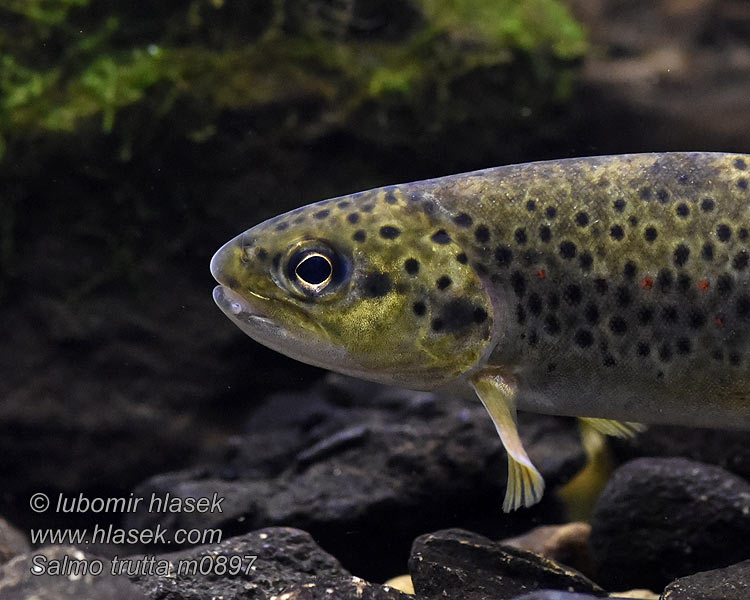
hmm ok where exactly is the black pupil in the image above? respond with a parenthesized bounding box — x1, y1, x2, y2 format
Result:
(296, 255, 331, 285)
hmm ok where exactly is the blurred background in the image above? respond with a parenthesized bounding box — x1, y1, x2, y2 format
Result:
(1, 0, 749, 581)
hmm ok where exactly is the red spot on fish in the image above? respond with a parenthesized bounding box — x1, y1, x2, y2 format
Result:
(715, 316, 725, 327)
(641, 276, 654, 290)
(536, 269, 546, 279)
(698, 279, 710, 291)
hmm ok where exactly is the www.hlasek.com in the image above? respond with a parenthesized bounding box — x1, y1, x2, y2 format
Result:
(28, 492, 257, 577)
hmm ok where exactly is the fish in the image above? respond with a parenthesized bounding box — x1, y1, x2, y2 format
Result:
(210, 152, 750, 511)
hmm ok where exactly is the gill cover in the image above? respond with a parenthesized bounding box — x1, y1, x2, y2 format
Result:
(211, 186, 496, 389)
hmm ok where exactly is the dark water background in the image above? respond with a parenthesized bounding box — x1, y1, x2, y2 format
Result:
(1, 0, 749, 586)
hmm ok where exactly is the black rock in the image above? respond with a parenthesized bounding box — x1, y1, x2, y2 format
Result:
(610, 425, 750, 482)
(590, 457, 750, 590)
(127, 375, 586, 581)
(130, 527, 403, 600)
(0, 545, 148, 599)
(660, 559, 750, 600)
(0, 517, 30, 564)
(408, 528, 604, 600)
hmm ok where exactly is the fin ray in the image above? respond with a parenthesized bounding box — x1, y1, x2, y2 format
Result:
(579, 417, 646, 438)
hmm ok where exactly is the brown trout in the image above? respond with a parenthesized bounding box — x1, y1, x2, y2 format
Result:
(211, 152, 750, 510)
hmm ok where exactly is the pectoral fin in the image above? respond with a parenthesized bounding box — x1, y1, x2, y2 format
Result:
(470, 372, 545, 512)
(579, 417, 646, 438)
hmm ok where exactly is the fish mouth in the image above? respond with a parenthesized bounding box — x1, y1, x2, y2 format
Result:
(212, 285, 274, 326)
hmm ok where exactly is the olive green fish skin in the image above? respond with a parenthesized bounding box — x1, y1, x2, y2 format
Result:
(212, 152, 750, 429)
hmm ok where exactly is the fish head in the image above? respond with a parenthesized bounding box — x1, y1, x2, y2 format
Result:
(210, 188, 495, 389)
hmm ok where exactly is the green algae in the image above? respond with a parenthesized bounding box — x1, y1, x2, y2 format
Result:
(0, 0, 587, 160)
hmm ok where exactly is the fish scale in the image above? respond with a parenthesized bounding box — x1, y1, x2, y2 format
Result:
(211, 152, 750, 511)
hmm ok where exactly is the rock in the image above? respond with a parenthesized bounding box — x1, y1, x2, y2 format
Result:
(408, 528, 604, 600)
(130, 527, 403, 600)
(590, 458, 750, 591)
(660, 559, 750, 600)
(127, 375, 586, 581)
(501, 522, 592, 577)
(510, 593, 604, 600)
(610, 425, 750, 482)
(0, 518, 30, 564)
(0, 545, 148, 599)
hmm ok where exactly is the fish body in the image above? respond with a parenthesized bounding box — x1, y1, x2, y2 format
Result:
(211, 152, 750, 509)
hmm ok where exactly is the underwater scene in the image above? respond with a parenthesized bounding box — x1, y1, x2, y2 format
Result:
(2, 1, 750, 598)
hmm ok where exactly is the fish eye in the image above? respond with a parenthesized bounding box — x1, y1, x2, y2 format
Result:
(295, 252, 332, 291)
(284, 242, 348, 297)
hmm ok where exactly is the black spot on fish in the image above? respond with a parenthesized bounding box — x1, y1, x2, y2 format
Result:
(380, 225, 400, 239)
(515, 228, 527, 244)
(257, 248, 268, 260)
(546, 206, 557, 219)
(701, 198, 715, 212)
(475, 225, 490, 243)
(676, 338, 691, 354)
(564, 284, 582, 305)
(584, 303, 599, 325)
(659, 343, 672, 362)
(337, 200, 351, 209)
(637, 342, 651, 356)
(735, 158, 747, 170)
(526, 200, 536, 212)
(717, 274, 733, 294)
(603, 354, 617, 367)
(456, 253, 468, 264)
(688, 310, 706, 329)
(638, 306, 654, 325)
(362, 272, 392, 297)
(348, 213, 360, 224)
(739, 179, 748, 190)
(385, 191, 398, 204)
(439, 298, 485, 332)
(674, 244, 690, 267)
(436, 276, 452, 290)
(736, 295, 750, 318)
(539, 225, 551, 242)
(733, 251, 749, 270)
(404, 258, 419, 275)
(594, 278, 608, 294)
(614, 199, 626, 212)
(528, 293, 543, 315)
(353, 230, 366, 242)
(574, 329, 594, 348)
(559, 241, 577, 259)
(644, 227, 658, 242)
(676, 203, 689, 218)
(314, 209, 330, 220)
(702, 243, 714, 261)
(362, 203, 374, 213)
(741, 228, 749, 240)
(495, 246, 513, 267)
(453, 213, 473, 227)
(609, 316, 627, 335)
(730, 353, 741, 366)
(473, 307, 488, 323)
(629, 216, 639, 226)
(432, 230, 451, 244)
(517, 304, 527, 325)
(510, 271, 526, 297)
(610, 225, 625, 241)
(623, 261, 637, 279)
(712, 349, 724, 361)
(431, 318, 444, 332)
(662, 305, 678, 323)
(657, 269, 673, 292)
(580, 252, 593, 271)
(656, 188, 669, 203)
(616, 286, 632, 307)
(413, 301, 426, 316)
(275, 222, 288, 231)
(717, 224, 732, 242)
(528, 331, 538, 346)
(640, 188, 651, 201)
(575, 212, 589, 227)
(544, 315, 561, 336)
(677, 274, 691, 293)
